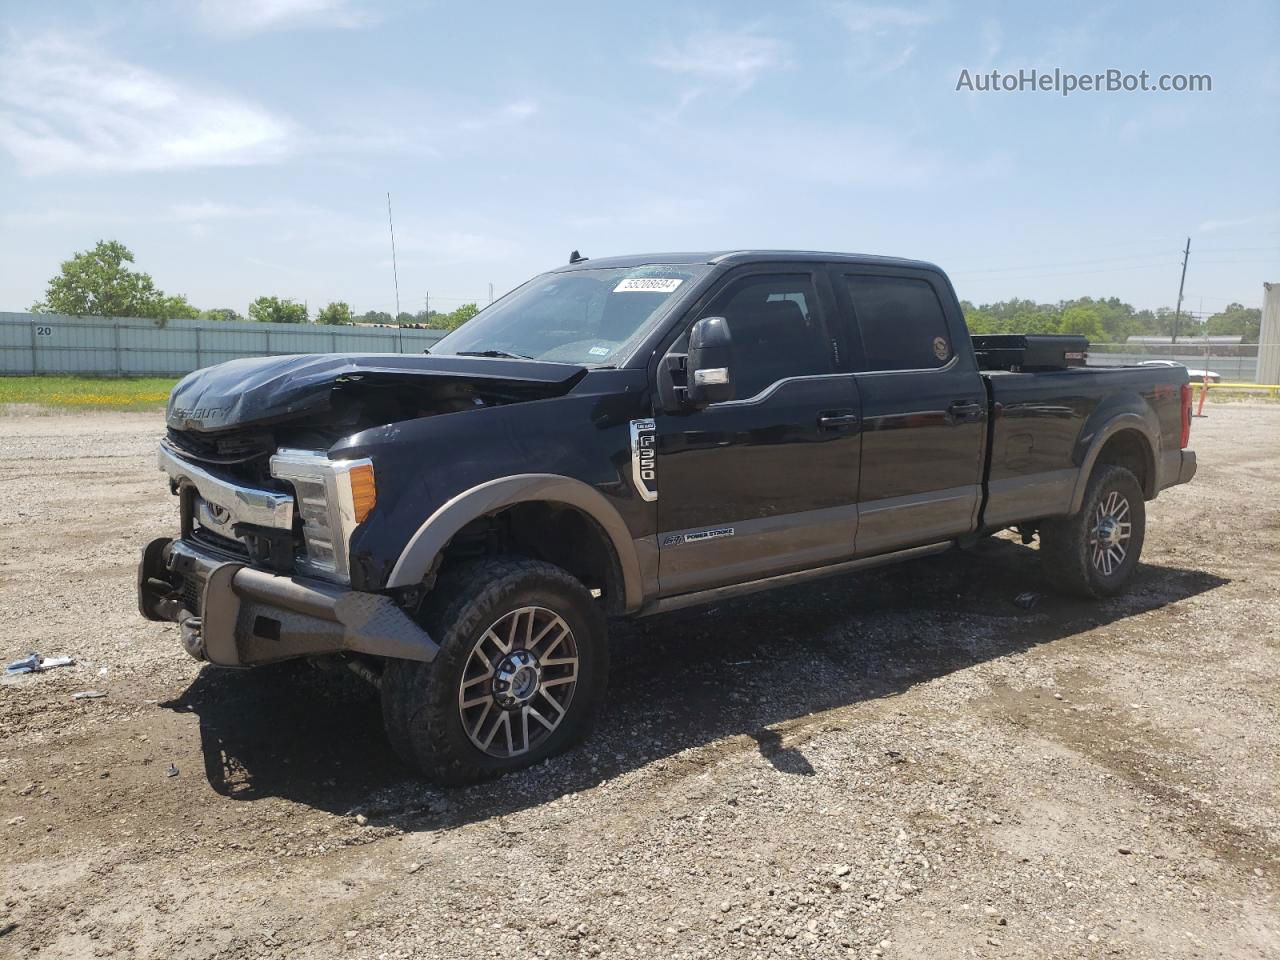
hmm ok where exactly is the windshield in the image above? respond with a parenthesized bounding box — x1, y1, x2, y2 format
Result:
(430, 265, 710, 365)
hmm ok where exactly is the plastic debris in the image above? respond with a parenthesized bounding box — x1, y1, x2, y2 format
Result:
(5, 654, 75, 675)
(165, 763, 180, 778)
(1013, 592, 1041, 610)
(72, 690, 107, 700)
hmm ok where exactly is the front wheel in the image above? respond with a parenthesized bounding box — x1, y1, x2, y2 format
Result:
(1040, 464, 1146, 598)
(381, 557, 608, 785)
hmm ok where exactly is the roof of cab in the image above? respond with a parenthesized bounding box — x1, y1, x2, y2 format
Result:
(550, 250, 942, 273)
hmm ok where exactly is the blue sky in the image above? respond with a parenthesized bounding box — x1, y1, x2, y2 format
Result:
(1, 0, 1277, 318)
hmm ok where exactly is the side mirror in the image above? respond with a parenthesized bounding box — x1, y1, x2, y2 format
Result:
(688, 316, 734, 407)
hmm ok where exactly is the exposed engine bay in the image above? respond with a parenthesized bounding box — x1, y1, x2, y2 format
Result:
(164, 353, 588, 486)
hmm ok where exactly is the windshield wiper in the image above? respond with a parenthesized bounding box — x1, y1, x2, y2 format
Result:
(455, 349, 534, 360)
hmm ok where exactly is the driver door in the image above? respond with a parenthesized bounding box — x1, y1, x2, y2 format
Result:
(653, 267, 862, 597)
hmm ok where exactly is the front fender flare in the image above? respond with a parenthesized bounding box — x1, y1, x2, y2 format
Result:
(384, 473, 644, 612)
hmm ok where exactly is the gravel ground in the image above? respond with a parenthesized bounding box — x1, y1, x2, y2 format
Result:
(0, 406, 1276, 960)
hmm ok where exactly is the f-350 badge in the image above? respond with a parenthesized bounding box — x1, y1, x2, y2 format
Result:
(629, 419, 657, 502)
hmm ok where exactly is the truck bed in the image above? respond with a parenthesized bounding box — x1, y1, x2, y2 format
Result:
(979, 364, 1189, 529)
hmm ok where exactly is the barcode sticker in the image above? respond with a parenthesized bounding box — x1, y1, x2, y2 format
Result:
(614, 277, 684, 293)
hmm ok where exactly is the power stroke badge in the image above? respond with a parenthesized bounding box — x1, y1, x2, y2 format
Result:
(629, 418, 657, 502)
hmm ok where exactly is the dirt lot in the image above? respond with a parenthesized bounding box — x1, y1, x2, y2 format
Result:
(0, 406, 1276, 960)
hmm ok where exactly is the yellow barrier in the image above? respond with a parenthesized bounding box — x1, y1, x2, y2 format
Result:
(1193, 381, 1280, 399)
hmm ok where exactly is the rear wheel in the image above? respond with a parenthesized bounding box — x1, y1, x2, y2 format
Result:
(1040, 465, 1146, 598)
(381, 557, 608, 785)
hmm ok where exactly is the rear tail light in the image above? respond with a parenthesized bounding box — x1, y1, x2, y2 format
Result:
(1180, 383, 1192, 448)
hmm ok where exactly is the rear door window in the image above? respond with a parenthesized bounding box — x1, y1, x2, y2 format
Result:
(843, 275, 952, 371)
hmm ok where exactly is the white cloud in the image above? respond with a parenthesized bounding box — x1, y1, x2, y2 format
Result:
(979, 19, 1003, 64)
(651, 27, 787, 91)
(831, 2, 937, 33)
(168, 201, 299, 221)
(1198, 212, 1280, 234)
(459, 98, 541, 131)
(0, 35, 295, 174)
(195, 0, 373, 33)
(503, 99, 539, 120)
(830, 2, 939, 73)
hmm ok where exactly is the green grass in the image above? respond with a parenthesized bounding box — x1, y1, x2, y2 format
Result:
(0, 375, 177, 411)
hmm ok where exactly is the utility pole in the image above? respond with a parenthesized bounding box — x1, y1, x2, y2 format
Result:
(1171, 237, 1190, 343)
(387, 192, 401, 320)
(488, 282, 494, 305)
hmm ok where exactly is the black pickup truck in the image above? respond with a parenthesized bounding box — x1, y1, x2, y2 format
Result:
(139, 251, 1197, 783)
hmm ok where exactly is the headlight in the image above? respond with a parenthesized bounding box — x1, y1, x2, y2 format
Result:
(269, 449, 376, 583)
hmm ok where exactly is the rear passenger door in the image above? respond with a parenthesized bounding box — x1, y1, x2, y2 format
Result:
(829, 267, 987, 555)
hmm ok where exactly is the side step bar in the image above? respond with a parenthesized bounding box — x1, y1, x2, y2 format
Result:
(638, 542, 952, 617)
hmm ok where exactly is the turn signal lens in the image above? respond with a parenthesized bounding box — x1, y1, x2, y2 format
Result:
(348, 464, 377, 523)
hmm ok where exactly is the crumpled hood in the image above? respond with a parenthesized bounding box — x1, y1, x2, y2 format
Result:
(166, 353, 587, 432)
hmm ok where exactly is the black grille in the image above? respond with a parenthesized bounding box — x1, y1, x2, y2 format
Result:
(190, 525, 250, 560)
(167, 427, 275, 466)
(181, 576, 202, 617)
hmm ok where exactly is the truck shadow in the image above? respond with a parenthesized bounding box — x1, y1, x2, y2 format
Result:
(162, 537, 1226, 826)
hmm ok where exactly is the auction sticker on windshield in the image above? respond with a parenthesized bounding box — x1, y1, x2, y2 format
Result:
(614, 277, 684, 293)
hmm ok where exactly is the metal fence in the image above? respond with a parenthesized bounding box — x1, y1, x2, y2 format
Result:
(1088, 342, 1260, 382)
(0, 311, 448, 377)
(0, 312, 1265, 382)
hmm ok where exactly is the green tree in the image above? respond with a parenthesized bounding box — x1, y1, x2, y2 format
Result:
(356, 310, 394, 325)
(248, 296, 308, 324)
(1057, 305, 1105, 341)
(317, 301, 354, 325)
(31, 239, 200, 319)
(1205, 302, 1262, 342)
(436, 303, 479, 331)
(201, 307, 245, 323)
(412, 308, 444, 326)
(156, 294, 200, 320)
(395, 311, 416, 326)
(1150, 307, 1204, 339)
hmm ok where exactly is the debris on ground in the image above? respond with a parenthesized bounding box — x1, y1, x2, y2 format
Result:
(5, 654, 75, 676)
(71, 690, 107, 700)
(1013, 591, 1041, 609)
(165, 763, 179, 778)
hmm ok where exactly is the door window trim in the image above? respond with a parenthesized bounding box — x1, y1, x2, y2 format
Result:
(705, 370, 858, 407)
(655, 264, 850, 409)
(827, 265, 971, 376)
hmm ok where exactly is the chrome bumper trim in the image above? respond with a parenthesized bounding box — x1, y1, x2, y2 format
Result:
(159, 440, 294, 530)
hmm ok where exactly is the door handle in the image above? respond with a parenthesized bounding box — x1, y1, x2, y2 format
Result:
(818, 410, 860, 431)
(948, 399, 984, 423)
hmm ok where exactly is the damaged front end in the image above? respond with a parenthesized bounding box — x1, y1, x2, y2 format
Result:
(138, 536, 439, 667)
(142, 352, 586, 667)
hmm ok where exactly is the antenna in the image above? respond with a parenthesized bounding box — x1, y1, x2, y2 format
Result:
(387, 192, 401, 319)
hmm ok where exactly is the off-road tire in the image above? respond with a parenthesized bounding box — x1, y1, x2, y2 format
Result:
(381, 556, 608, 785)
(1040, 464, 1146, 598)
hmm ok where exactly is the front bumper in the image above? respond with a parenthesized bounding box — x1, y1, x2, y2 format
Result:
(138, 537, 438, 667)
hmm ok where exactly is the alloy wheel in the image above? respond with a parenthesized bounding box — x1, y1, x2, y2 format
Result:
(456, 606, 579, 758)
(1089, 490, 1132, 577)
